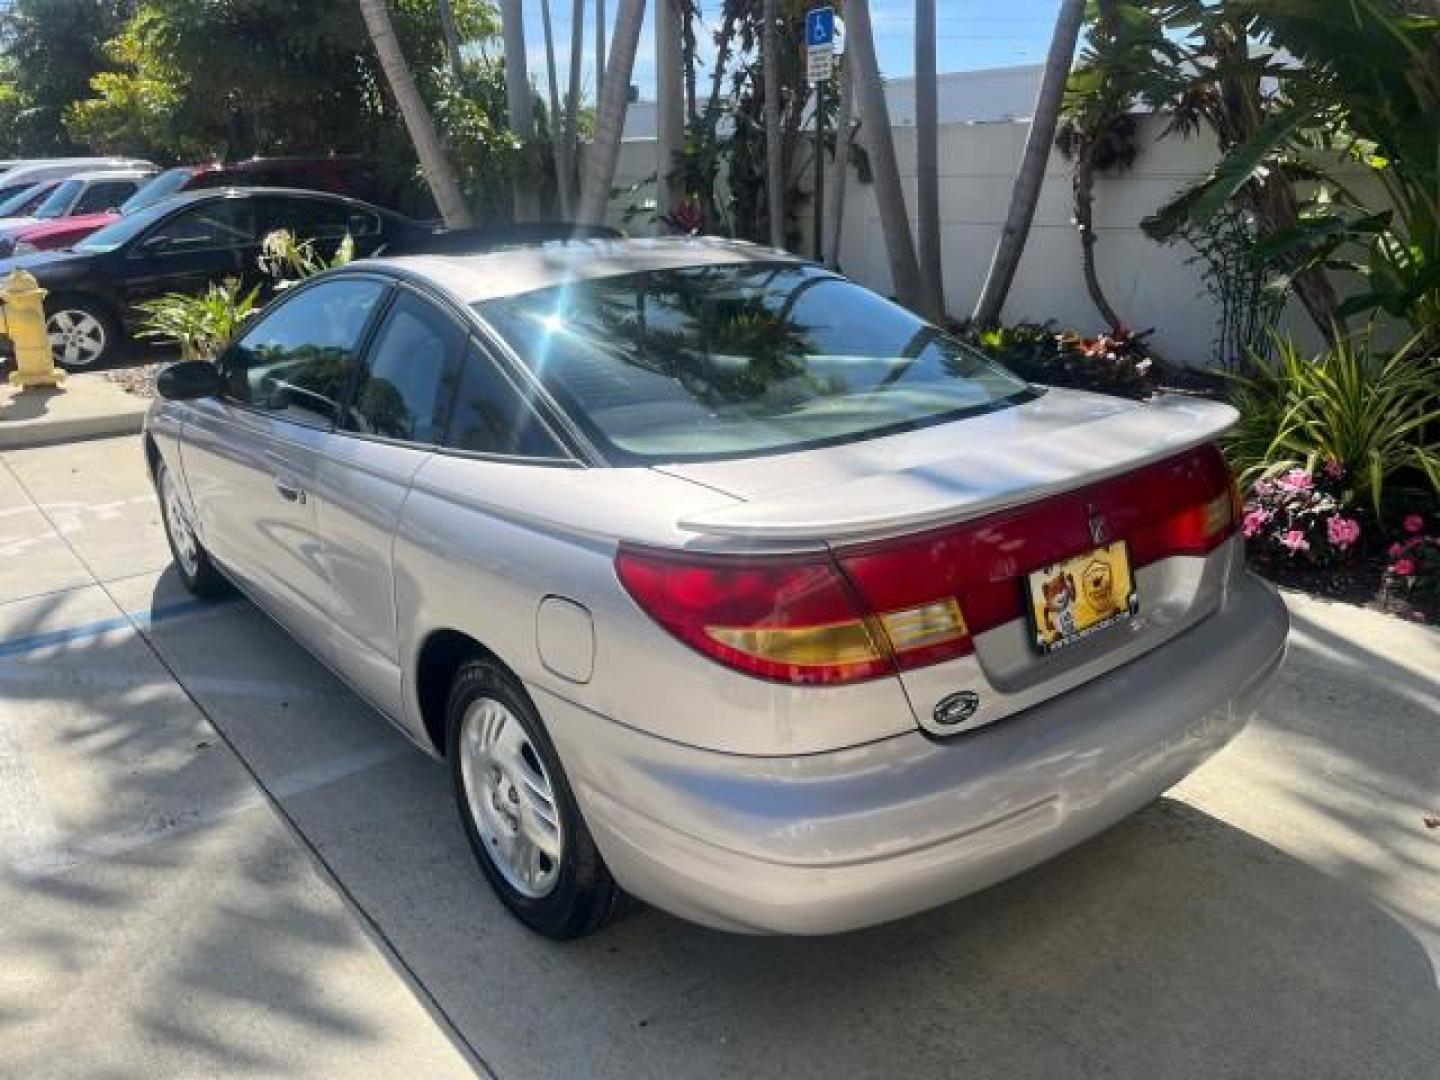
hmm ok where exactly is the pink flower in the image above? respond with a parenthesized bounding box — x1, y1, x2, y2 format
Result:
(1242, 508, 1271, 538)
(1252, 479, 1274, 498)
(1388, 542, 1406, 558)
(1322, 459, 1346, 480)
(1279, 469, 1313, 491)
(1403, 514, 1425, 534)
(1391, 558, 1416, 576)
(1280, 529, 1310, 554)
(1326, 515, 1361, 549)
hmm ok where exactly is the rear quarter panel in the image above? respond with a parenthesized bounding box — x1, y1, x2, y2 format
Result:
(392, 454, 919, 756)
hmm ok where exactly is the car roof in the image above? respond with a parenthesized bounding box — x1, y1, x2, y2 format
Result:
(55, 168, 157, 182)
(361, 237, 802, 304)
(150, 185, 390, 210)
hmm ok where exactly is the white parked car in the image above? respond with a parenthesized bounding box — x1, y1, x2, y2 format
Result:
(0, 158, 153, 203)
(144, 238, 1290, 939)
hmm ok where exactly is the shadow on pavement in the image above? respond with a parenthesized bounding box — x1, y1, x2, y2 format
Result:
(0, 580, 448, 1076)
(98, 576, 1440, 1080)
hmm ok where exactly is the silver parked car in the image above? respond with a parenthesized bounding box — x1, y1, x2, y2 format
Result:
(146, 238, 1290, 939)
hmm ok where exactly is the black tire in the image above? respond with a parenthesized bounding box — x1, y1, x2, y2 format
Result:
(46, 294, 121, 370)
(447, 657, 624, 940)
(156, 460, 230, 598)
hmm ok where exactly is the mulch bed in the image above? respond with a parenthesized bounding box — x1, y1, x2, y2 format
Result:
(105, 362, 163, 399)
(1247, 548, 1432, 624)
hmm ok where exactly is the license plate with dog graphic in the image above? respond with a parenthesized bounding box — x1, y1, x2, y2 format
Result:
(1025, 542, 1138, 654)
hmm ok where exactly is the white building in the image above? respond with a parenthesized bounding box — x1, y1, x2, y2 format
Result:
(622, 63, 1046, 138)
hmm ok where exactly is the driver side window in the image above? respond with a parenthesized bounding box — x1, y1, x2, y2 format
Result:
(146, 199, 258, 255)
(223, 278, 388, 427)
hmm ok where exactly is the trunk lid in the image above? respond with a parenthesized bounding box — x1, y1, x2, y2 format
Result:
(658, 390, 1242, 736)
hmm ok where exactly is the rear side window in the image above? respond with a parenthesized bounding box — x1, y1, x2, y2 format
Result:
(344, 292, 465, 444)
(224, 277, 388, 427)
(264, 197, 375, 242)
(443, 343, 566, 459)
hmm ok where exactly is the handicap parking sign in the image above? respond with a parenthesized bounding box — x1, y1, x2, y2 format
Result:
(806, 7, 835, 49)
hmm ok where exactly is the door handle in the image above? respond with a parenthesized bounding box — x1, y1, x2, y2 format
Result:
(275, 478, 307, 505)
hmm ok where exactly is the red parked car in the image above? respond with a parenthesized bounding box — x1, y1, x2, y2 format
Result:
(4, 157, 385, 256)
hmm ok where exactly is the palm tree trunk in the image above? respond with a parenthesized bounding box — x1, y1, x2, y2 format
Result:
(1075, 152, 1122, 329)
(762, 0, 785, 248)
(356, 0, 473, 228)
(972, 0, 1084, 326)
(848, 0, 922, 311)
(566, 0, 586, 206)
(656, 0, 685, 214)
(825, 56, 853, 271)
(682, 3, 698, 124)
(579, 0, 648, 226)
(437, 0, 466, 82)
(595, 0, 607, 103)
(500, 0, 538, 220)
(914, 0, 944, 320)
(541, 0, 571, 216)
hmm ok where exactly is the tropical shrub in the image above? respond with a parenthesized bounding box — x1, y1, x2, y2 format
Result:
(966, 322, 1157, 400)
(1224, 331, 1440, 515)
(137, 228, 350, 358)
(134, 278, 261, 360)
(1241, 464, 1365, 567)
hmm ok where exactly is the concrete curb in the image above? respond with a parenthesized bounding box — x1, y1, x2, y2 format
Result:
(0, 376, 148, 450)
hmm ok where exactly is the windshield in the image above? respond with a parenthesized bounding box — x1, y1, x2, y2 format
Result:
(0, 183, 49, 217)
(478, 262, 1031, 464)
(72, 198, 176, 253)
(34, 178, 83, 219)
(122, 167, 196, 213)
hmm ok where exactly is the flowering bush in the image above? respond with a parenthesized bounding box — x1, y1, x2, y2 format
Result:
(1241, 464, 1365, 566)
(1383, 512, 1439, 617)
(962, 322, 1158, 400)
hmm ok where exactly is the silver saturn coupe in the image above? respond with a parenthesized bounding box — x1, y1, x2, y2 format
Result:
(145, 237, 1290, 939)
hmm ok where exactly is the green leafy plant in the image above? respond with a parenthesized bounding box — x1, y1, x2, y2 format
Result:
(1225, 330, 1440, 515)
(258, 229, 354, 289)
(134, 278, 261, 360)
(964, 321, 1158, 400)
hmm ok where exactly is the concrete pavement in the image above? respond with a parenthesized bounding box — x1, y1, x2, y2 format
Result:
(0, 434, 1436, 1080)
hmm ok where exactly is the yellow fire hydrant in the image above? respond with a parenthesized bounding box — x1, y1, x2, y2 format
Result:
(0, 269, 64, 390)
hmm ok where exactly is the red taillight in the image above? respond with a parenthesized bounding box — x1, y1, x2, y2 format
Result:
(620, 444, 1238, 686)
(614, 548, 895, 685)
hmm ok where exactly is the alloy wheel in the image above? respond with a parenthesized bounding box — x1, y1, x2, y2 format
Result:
(458, 696, 564, 898)
(47, 309, 106, 367)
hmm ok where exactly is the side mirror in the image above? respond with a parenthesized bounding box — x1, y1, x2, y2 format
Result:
(156, 360, 223, 401)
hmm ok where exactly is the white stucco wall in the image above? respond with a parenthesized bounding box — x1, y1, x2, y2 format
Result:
(610, 115, 1338, 368)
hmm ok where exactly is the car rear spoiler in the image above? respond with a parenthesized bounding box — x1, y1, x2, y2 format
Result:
(673, 397, 1240, 542)
(383, 222, 625, 257)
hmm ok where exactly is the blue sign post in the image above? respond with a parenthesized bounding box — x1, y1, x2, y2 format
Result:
(804, 7, 836, 261)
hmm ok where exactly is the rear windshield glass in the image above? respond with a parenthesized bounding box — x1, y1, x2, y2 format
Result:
(476, 262, 1030, 463)
(122, 167, 196, 213)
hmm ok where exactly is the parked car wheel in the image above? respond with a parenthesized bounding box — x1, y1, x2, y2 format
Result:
(46, 295, 118, 369)
(447, 657, 624, 940)
(157, 461, 229, 597)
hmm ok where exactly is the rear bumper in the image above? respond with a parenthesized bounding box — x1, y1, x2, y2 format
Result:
(537, 573, 1289, 935)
